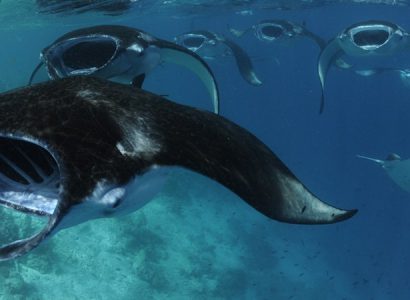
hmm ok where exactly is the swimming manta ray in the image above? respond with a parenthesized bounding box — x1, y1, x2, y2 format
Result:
(28, 25, 220, 114)
(0, 76, 357, 261)
(357, 154, 410, 193)
(174, 30, 262, 86)
(318, 20, 410, 113)
(229, 19, 325, 49)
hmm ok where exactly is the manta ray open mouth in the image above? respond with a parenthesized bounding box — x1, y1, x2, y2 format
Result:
(0, 136, 60, 217)
(350, 26, 391, 49)
(182, 36, 206, 49)
(260, 24, 284, 39)
(62, 40, 117, 69)
(45, 35, 120, 76)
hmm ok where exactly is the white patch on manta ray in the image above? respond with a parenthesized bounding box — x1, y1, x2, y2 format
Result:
(76, 89, 104, 103)
(127, 43, 144, 53)
(116, 122, 161, 159)
(138, 32, 156, 43)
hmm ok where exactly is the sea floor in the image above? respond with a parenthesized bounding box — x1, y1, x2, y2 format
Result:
(0, 170, 362, 300)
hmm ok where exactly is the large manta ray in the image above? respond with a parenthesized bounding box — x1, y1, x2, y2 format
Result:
(28, 25, 220, 114)
(318, 20, 410, 113)
(0, 76, 357, 260)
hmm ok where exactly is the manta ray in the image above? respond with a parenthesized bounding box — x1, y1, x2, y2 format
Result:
(318, 20, 410, 113)
(0, 76, 357, 260)
(229, 19, 325, 49)
(174, 30, 262, 86)
(357, 154, 410, 193)
(28, 25, 220, 114)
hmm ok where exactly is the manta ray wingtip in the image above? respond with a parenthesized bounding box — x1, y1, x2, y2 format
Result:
(333, 208, 358, 223)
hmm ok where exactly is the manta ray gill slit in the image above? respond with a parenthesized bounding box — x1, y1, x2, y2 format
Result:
(0, 135, 60, 245)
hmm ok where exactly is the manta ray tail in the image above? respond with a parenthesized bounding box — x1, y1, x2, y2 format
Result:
(28, 61, 44, 86)
(356, 154, 384, 165)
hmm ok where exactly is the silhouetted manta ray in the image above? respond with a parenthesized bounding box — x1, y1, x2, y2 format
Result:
(318, 20, 410, 113)
(28, 25, 220, 114)
(0, 77, 357, 260)
(357, 154, 410, 193)
(174, 30, 262, 86)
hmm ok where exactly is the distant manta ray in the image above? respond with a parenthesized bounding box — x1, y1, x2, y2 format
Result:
(228, 19, 325, 49)
(174, 30, 262, 86)
(318, 20, 410, 113)
(28, 25, 220, 114)
(357, 154, 410, 193)
(354, 68, 410, 88)
(0, 76, 356, 261)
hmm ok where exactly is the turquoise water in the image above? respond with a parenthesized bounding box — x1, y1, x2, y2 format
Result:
(1, 1, 410, 299)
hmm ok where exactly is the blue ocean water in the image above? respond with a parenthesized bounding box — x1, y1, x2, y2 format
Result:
(1, 1, 410, 299)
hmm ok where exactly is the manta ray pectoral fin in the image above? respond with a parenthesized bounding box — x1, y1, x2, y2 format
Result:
(28, 61, 44, 86)
(271, 174, 357, 224)
(318, 38, 345, 113)
(156, 41, 220, 114)
(132, 74, 146, 88)
(221, 38, 263, 86)
(156, 99, 357, 224)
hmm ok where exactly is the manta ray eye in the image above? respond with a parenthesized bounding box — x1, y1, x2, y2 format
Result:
(100, 187, 125, 210)
(62, 40, 117, 69)
(112, 197, 122, 208)
(352, 29, 390, 47)
(261, 25, 284, 38)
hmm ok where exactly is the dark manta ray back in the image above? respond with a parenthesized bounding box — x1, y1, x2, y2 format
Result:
(0, 77, 356, 260)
